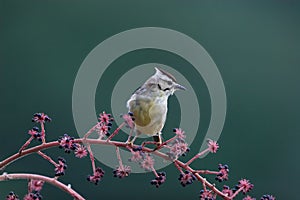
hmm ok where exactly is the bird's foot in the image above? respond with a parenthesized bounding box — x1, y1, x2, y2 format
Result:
(126, 140, 134, 148)
(151, 135, 163, 151)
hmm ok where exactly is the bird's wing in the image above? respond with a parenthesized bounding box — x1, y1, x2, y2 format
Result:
(128, 97, 153, 127)
(132, 86, 147, 95)
(126, 86, 148, 109)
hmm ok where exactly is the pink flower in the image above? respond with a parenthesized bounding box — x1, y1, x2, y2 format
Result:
(23, 193, 42, 200)
(140, 154, 155, 171)
(96, 123, 110, 137)
(55, 157, 67, 176)
(113, 165, 131, 178)
(128, 150, 143, 162)
(32, 113, 51, 123)
(215, 164, 229, 182)
(98, 112, 113, 124)
(178, 171, 196, 187)
(28, 127, 39, 137)
(243, 195, 256, 200)
(207, 139, 219, 153)
(167, 140, 190, 159)
(238, 179, 254, 194)
(150, 172, 166, 188)
(95, 112, 113, 138)
(28, 127, 42, 141)
(58, 134, 76, 153)
(173, 128, 186, 140)
(122, 113, 135, 129)
(6, 192, 19, 200)
(29, 179, 44, 192)
(199, 189, 215, 200)
(261, 194, 275, 200)
(87, 167, 105, 185)
(222, 185, 233, 197)
(75, 145, 88, 158)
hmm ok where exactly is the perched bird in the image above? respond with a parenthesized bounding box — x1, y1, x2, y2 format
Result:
(126, 67, 186, 148)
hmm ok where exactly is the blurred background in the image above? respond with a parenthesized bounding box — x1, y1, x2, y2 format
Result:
(1, 0, 299, 199)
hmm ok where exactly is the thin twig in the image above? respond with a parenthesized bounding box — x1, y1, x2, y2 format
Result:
(151, 166, 159, 178)
(174, 160, 230, 200)
(83, 123, 99, 140)
(27, 179, 31, 193)
(0, 173, 84, 200)
(185, 148, 210, 166)
(106, 122, 125, 141)
(0, 138, 228, 199)
(126, 128, 133, 143)
(37, 151, 57, 166)
(40, 122, 46, 143)
(19, 136, 34, 154)
(115, 147, 123, 168)
(86, 144, 95, 173)
(196, 169, 219, 175)
(230, 186, 243, 199)
(163, 135, 177, 145)
(174, 161, 185, 174)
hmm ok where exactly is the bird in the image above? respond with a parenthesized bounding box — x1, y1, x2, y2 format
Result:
(126, 67, 186, 148)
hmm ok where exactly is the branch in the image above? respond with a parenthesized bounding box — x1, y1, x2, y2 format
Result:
(0, 173, 84, 200)
(174, 160, 230, 200)
(0, 138, 229, 199)
(1, 113, 273, 200)
(0, 141, 59, 170)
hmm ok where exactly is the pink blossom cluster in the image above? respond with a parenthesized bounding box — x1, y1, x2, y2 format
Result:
(1, 112, 275, 200)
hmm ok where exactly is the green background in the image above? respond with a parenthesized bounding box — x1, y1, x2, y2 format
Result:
(1, 0, 299, 199)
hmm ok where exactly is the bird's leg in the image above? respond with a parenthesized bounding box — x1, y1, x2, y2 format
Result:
(152, 133, 164, 151)
(153, 134, 162, 145)
(126, 130, 140, 147)
(126, 129, 134, 144)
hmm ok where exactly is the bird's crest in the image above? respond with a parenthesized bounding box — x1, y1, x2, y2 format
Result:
(155, 67, 177, 82)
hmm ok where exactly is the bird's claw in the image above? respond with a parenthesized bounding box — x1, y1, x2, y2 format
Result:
(126, 140, 134, 148)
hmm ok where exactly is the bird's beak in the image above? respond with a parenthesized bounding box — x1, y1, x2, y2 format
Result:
(174, 83, 186, 91)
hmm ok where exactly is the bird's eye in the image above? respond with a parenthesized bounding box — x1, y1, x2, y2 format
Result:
(157, 84, 162, 90)
(158, 84, 170, 91)
(167, 81, 172, 85)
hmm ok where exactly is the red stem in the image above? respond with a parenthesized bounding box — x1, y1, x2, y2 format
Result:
(202, 178, 207, 191)
(126, 129, 134, 143)
(115, 147, 123, 168)
(0, 173, 84, 200)
(86, 144, 95, 173)
(37, 151, 57, 166)
(151, 166, 159, 178)
(141, 141, 157, 147)
(19, 136, 34, 154)
(185, 148, 210, 166)
(174, 159, 230, 200)
(106, 122, 125, 141)
(40, 122, 46, 143)
(230, 186, 243, 199)
(0, 138, 229, 199)
(27, 179, 31, 193)
(196, 170, 219, 175)
(83, 123, 99, 140)
(163, 135, 177, 145)
(174, 161, 185, 174)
